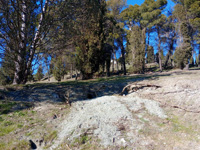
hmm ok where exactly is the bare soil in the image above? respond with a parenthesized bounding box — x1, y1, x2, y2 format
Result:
(0, 69, 200, 150)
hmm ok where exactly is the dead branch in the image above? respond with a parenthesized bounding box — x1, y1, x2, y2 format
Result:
(120, 83, 161, 95)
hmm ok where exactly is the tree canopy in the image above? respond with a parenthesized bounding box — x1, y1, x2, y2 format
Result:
(0, 0, 200, 84)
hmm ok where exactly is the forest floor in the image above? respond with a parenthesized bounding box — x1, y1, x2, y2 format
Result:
(0, 68, 200, 150)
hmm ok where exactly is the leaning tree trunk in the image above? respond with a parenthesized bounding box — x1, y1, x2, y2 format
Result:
(24, 0, 48, 84)
(13, 0, 49, 84)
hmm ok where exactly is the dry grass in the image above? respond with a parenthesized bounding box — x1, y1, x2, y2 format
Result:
(0, 102, 71, 149)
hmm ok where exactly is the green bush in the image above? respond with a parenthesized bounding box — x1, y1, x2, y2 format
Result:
(35, 66, 44, 81)
(53, 57, 65, 81)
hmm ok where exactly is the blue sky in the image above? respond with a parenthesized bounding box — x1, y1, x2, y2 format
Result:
(126, 0, 175, 14)
(127, 0, 175, 7)
(127, 0, 145, 6)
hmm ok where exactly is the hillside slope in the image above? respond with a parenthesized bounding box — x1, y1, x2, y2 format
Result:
(0, 69, 200, 150)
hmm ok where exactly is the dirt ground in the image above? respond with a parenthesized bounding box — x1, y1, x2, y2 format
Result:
(0, 69, 200, 150)
(125, 69, 200, 150)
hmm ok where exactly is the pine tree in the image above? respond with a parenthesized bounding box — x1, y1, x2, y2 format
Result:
(0, 0, 56, 84)
(147, 46, 154, 63)
(53, 57, 65, 82)
(172, 0, 200, 69)
(163, 14, 176, 69)
(107, 0, 127, 75)
(35, 66, 44, 81)
(174, 22, 192, 69)
(129, 26, 145, 73)
(0, 49, 15, 85)
(121, 0, 167, 72)
(75, 0, 107, 79)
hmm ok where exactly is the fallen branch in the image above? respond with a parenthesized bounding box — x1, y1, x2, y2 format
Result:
(120, 83, 161, 95)
(121, 83, 200, 114)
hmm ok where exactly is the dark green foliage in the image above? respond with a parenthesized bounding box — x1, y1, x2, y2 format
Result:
(102, 44, 113, 77)
(53, 57, 65, 82)
(27, 68, 34, 82)
(172, 0, 200, 69)
(174, 45, 192, 69)
(35, 66, 44, 81)
(0, 0, 55, 84)
(174, 23, 192, 69)
(106, 0, 127, 75)
(0, 101, 17, 115)
(0, 70, 10, 86)
(196, 54, 199, 66)
(1, 0, 200, 82)
(75, 0, 107, 79)
(129, 26, 145, 73)
(147, 46, 154, 63)
(140, 0, 167, 28)
(121, 0, 167, 73)
(0, 50, 15, 85)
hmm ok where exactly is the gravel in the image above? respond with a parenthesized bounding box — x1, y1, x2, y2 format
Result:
(50, 95, 167, 149)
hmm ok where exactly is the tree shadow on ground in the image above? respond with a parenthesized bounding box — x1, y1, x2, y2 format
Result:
(1, 69, 197, 114)
(0, 100, 33, 115)
(189, 67, 200, 70)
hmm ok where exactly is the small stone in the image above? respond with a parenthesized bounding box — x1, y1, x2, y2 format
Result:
(29, 140, 37, 149)
(113, 138, 115, 143)
(39, 138, 44, 146)
(120, 138, 126, 147)
(53, 114, 57, 119)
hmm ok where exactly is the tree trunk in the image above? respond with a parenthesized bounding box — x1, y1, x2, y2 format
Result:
(114, 52, 119, 72)
(141, 28, 146, 73)
(164, 52, 170, 69)
(71, 63, 73, 78)
(105, 44, 112, 77)
(198, 51, 200, 67)
(112, 53, 114, 73)
(121, 45, 126, 75)
(184, 63, 189, 70)
(13, 0, 27, 84)
(164, 44, 173, 68)
(24, 0, 48, 84)
(118, 37, 126, 75)
(158, 49, 162, 71)
(106, 57, 111, 77)
(13, 60, 23, 84)
(13, 0, 49, 84)
(48, 71, 50, 81)
(157, 27, 162, 72)
(75, 70, 78, 80)
(146, 30, 150, 56)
